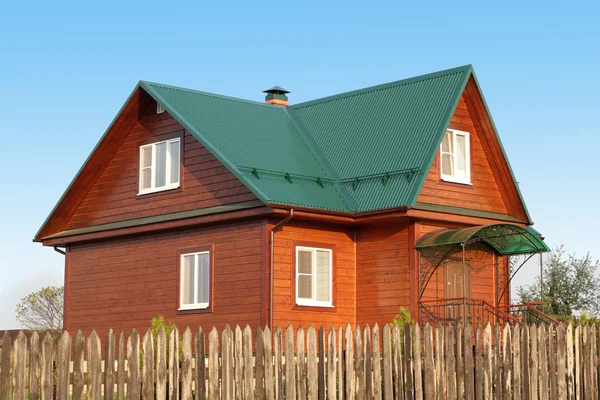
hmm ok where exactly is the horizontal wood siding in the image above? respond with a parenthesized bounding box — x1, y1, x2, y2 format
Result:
(417, 93, 509, 214)
(355, 223, 410, 327)
(66, 220, 264, 338)
(272, 221, 356, 328)
(65, 108, 256, 230)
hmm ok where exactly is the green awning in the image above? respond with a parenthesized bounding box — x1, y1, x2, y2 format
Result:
(415, 224, 550, 256)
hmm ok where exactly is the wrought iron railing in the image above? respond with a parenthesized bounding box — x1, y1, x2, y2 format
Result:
(419, 297, 523, 326)
(503, 302, 560, 325)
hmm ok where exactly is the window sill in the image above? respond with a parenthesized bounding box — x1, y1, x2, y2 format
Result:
(440, 177, 472, 186)
(178, 304, 209, 311)
(295, 302, 334, 308)
(137, 184, 181, 197)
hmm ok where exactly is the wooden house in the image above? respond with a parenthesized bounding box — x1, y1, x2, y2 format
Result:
(35, 65, 552, 336)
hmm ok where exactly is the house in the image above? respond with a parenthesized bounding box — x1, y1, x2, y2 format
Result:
(34, 65, 551, 337)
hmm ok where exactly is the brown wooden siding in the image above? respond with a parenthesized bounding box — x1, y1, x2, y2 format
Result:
(272, 221, 356, 328)
(355, 223, 411, 327)
(66, 220, 264, 339)
(417, 93, 509, 214)
(65, 108, 256, 231)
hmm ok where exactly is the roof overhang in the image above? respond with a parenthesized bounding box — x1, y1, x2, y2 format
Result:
(415, 223, 550, 256)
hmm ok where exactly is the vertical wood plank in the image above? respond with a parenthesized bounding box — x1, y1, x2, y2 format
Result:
(475, 324, 483, 400)
(128, 330, 141, 400)
(557, 325, 567, 400)
(566, 324, 574, 400)
(382, 324, 393, 400)
(338, 326, 344, 400)
(539, 325, 549, 400)
(530, 324, 538, 400)
(235, 326, 244, 400)
(413, 324, 423, 400)
(327, 327, 337, 400)
(464, 323, 474, 400)
(117, 331, 126, 400)
(88, 330, 102, 400)
(222, 326, 234, 400)
(372, 324, 382, 400)
(457, 324, 464, 399)
(156, 328, 167, 400)
(169, 328, 180, 400)
(319, 326, 326, 400)
(584, 324, 593, 400)
(13, 332, 27, 400)
(56, 331, 72, 400)
(297, 327, 306, 400)
(72, 331, 85, 400)
(522, 323, 530, 400)
(264, 327, 274, 400)
(435, 323, 445, 400)
(404, 324, 414, 400)
(181, 328, 193, 400)
(592, 324, 598, 400)
(257, 328, 266, 400)
(392, 325, 404, 400)
(196, 327, 206, 400)
(142, 329, 156, 400)
(244, 326, 254, 400)
(494, 324, 502, 400)
(0, 331, 10, 400)
(274, 326, 283, 400)
(503, 324, 512, 400)
(286, 326, 297, 400)
(549, 325, 557, 400)
(423, 323, 436, 399)
(364, 325, 372, 400)
(575, 325, 582, 400)
(105, 329, 115, 400)
(40, 333, 54, 400)
(209, 327, 220, 400)
(29, 331, 40, 400)
(484, 323, 492, 400)
(308, 326, 318, 400)
(354, 326, 365, 400)
(446, 324, 456, 400)
(346, 325, 355, 400)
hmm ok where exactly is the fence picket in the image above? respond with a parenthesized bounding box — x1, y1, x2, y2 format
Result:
(327, 327, 337, 400)
(208, 327, 219, 400)
(494, 324, 502, 400)
(484, 323, 492, 400)
(181, 328, 193, 400)
(372, 325, 381, 400)
(235, 326, 244, 400)
(222, 326, 234, 400)
(522, 323, 530, 400)
(457, 324, 464, 398)
(56, 331, 71, 400)
(105, 329, 115, 400)
(446, 324, 456, 400)
(319, 326, 327, 400)
(307, 326, 318, 400)
(392, 325, 404, 400)
(539, 325, 549, 400)
(346, 324, 355, 400)
(549, 325, 557, 400)
(29, 331, 40, 400)
(196, 328, 206, 400)
(475, 324, 483, 400)
(364, 325, 372, 400)
(170, 327, 180, 400)
(117, 331, 125, 400)
(128, 330, 141, 400)
(558, 325, 567, 400)
(404, 324, 414, 400)
(88, 330, 102, 400)
(413, 323, 423, 400)
(575, 325, 582, 400)
(156, 328, 167, 400)
(40, 333, 53, 400)
(0, 331, 10, 400)
(512, 325, 521, 398)
(286, 326, 296, 400)
(72, 330, 85, 400)
(354, 325, 365, 400)
(297, 327, 306, 400)
(338, 326, 344, 400)
(274, 326, 283, 400)
(264, 326, 274, 400)
(435, 323, 445, 400)
(423, 323, 436, 398)
(530, 324, 538, 400)
(13, 332, 26, 400)
(244, 325, 254, 400)
(257, 328, 266, 399)
(584, 324, 593, 400)
(382, 324, 393, 400)
(464, 323, 474, 400)
(502, 324, 512, 400)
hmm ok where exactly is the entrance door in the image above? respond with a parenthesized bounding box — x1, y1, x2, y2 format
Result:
(444, 260, 471, 322)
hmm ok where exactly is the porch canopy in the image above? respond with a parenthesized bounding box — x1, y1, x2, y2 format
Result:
(415, 224, 551, 255)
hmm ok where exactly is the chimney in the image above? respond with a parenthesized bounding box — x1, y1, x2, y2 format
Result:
(263, 86, 290, 106)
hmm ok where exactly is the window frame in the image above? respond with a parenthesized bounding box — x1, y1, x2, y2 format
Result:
(138, 137, 181, 195)
(439, 128, 472, 185)
(294, 245, 334, 308)
(177, 245, 213, 312)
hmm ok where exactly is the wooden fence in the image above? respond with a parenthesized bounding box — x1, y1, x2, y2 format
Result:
(0, 322, 599, 399)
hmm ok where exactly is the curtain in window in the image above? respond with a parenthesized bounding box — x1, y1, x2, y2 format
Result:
(315, 250, 331, 302)
(297, 250, 313, 299)
(441, 131, 454, 176)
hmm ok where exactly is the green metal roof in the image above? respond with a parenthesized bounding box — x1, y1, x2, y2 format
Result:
(415, 224, 551, 256)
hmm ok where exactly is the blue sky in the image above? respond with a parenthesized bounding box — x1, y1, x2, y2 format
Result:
(0, 1, 598, 328)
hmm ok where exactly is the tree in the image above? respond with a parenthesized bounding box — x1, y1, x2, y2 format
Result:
(517, 246, 600, 317)
(15, 286, 64, 330)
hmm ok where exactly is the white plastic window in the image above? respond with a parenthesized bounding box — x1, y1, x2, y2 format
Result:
(296, 246, 333, 307)
(180, 251, 210, 310)
(440, 129, 471, 184)
(139, 138, 180, 194)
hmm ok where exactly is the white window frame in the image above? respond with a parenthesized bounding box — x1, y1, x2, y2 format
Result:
(295, 246, 333, 308)
(440, 128, 471, 185)
(138, 137, 181, 195)
(157, 103, 165, 114)
(179, 251, 210, 310)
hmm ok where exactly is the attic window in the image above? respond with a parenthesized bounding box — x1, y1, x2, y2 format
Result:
(440, 129, 471, 185)
(157, 103, 165, 114)
(138, 138, 181, 195)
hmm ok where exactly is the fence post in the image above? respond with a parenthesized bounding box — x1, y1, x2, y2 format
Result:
(117, 331, 126, 400)
(338, 326, 345, 400)
(484, 323, 493, 400)
(222, 326, 234, 400)
(494, 323, 502, 400)
(575, 325, 582, 400)
(274, 326, 283, 400)
(548, 325, 557, 400)
(40, 333, 54, 400)
(530, 324, 539, 400)
(320, 326, 327, 400)
(392, 325, 404, 400)
(257, 328, 266, 400)
(404, 324, 414, 400)
(464, 323, 474, 400)
(435, 323, 445, 400)
(539, 325, 549, 400)
(354, 325, 365, 400)
(0, 331, 10, 400)
(521, 324, 530, 400)
(475, 324, 483, 400)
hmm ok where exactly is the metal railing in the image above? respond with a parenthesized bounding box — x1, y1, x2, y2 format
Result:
(504, 302, 560, 325)
(419, 297, 523, 326)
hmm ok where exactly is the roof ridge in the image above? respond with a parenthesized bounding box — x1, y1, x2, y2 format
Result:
(290, 65, 473, 110)
(141, 80, 284, 109)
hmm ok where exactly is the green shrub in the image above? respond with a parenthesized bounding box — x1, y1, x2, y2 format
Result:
(391, 307, 414, 330)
